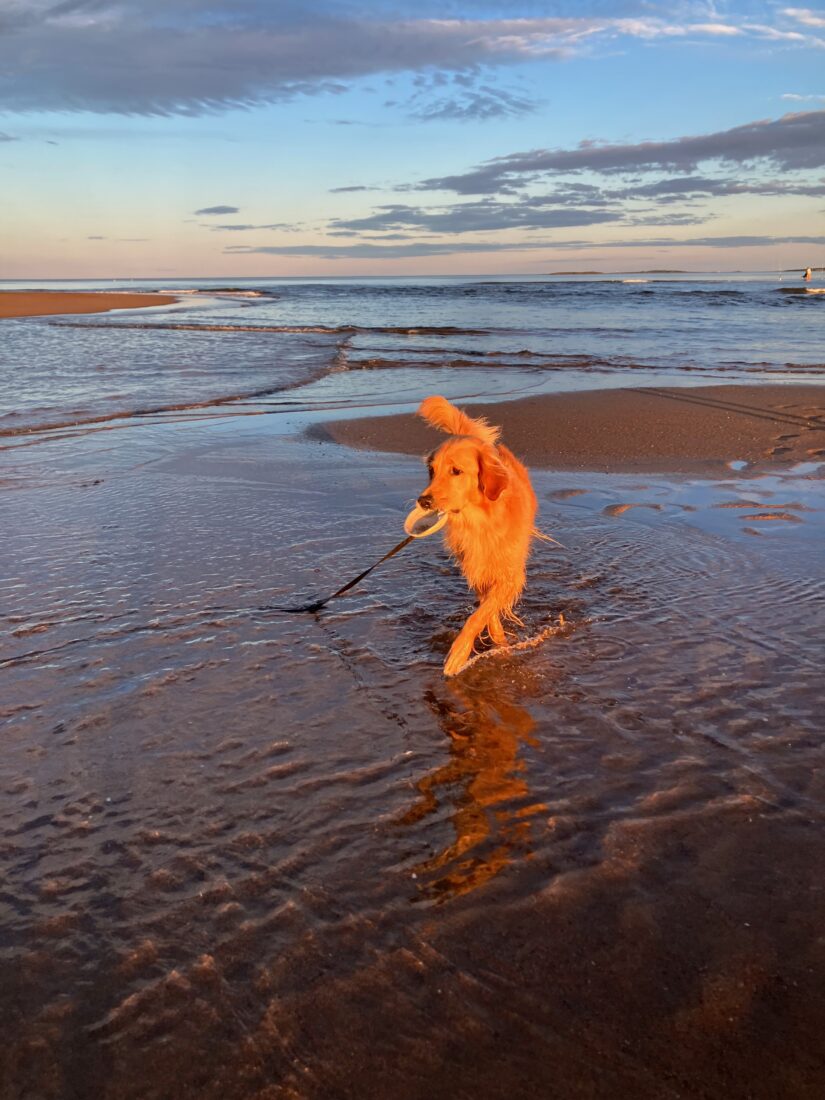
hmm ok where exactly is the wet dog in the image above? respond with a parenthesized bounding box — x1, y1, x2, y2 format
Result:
(415, 395, 537, 676)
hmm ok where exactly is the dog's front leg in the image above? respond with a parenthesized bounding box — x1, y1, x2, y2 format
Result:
(443, 591, 508, 677)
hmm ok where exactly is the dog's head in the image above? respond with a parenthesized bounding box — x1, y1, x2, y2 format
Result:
(417, 436, 509, 515)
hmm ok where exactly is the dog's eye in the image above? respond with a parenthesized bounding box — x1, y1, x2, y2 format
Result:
(450, 466, 461, 476)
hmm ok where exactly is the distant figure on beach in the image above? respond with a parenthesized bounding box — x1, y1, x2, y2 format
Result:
(803, 267, 812, 280)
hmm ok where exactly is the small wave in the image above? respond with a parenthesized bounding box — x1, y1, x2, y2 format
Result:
(50, 321, 492, 337)
(0, 373, 330, 439)
(777, 286, 825, 296)
(342, 352, 646, 373)
(165, 287, 278, 299)
(475, 278, 694, 286)
(205, 288, 276, 298)
(677, 289, 747, 298)
(51, 321, 316, 335)
(345, 357, 503, 371)
(352, 345, 568, 361)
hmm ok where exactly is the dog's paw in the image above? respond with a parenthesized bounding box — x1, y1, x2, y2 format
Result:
(443, 642, 472, 677)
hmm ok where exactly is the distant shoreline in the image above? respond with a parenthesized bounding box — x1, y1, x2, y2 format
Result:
(545, 269, 689, 276)
(0, 290, 178, 319)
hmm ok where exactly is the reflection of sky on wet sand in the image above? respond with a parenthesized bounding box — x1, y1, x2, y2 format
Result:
(546, 462, 824, 545)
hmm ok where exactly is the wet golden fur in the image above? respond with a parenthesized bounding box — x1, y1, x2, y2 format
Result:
(416, 395, 537, 676)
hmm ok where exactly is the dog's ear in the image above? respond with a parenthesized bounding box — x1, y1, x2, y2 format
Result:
(477, 447, 509, 501)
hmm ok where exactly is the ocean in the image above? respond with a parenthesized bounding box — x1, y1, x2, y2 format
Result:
(2, 272, 824, 434)
(1, 273, 824, 1098)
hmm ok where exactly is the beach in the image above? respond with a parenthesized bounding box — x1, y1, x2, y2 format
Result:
(2, 279, 824, 1098)
(314, 383, 825, 475)
(0, 290, 178, 318)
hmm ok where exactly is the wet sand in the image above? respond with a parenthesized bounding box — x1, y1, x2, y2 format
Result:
(2, 387, 825, 1098)
(0, 290, 177, 318)
(314, 383, 825, 475)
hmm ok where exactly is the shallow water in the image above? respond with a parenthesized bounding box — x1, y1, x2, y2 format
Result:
(3, 273, 824, 434)
(2, 361, 824, 1096)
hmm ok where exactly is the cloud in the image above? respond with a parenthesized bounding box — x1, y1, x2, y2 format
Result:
(194, 204, 240, 215)
(683, 23, 741, 37)
(224, 239, 563, 259)
(621, 212, 707, 226)
(202, 222, 297, 231)
(0, 8, 571, 115)
(417, 110, 825, 193)
(601, 234, 825, 249)
(329, 200, 624, 234)
(224, 231, 825, 260)
(328, 185, 378, 193)
(319, 168, 825, 243)
(327, 117, 384, 127)
(609, 174, 825, 200)
(0, 131, 17, 141)
(782, 7, 825, 29)
(2, 3, 822, 117)
(409, 86, 537, 122)
(782, 92, 825, 101)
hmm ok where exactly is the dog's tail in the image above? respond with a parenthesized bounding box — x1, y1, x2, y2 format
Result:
(418, 395, 500, 446)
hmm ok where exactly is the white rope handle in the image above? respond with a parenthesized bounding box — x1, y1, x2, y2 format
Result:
(403, 504, 449, 538)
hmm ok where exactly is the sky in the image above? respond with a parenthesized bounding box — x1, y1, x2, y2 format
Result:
(2, 0, 825, 277)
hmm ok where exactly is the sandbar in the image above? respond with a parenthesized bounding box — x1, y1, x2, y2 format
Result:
(313, 383, 825, 475)
(0, 290, 177, 318)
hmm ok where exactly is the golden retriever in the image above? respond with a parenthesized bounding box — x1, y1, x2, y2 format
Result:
(414, 395, 537, 676)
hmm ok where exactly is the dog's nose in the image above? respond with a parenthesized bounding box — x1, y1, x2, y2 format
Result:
(417, 493, 434, 510)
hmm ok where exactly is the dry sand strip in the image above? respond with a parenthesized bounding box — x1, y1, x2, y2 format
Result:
(0, 290, 178, 318)
(312, 384, 825, 476)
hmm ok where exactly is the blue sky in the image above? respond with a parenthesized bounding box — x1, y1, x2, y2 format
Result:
(2, 0, 824, 276)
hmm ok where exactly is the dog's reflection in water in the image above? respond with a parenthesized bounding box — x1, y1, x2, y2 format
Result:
(399, 676, 547, 902)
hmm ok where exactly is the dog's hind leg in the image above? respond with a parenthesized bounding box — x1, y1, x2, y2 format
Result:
(487, 611, 506, 646)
